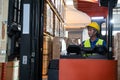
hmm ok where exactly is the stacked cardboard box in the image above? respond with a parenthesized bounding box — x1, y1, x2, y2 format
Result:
(0, 61, 19, 80)
(0, 63, 2, 79)
(42, 54, 49, 75)
(0, 0, 8, 63)
(114, 33, 120, 80)
(43, 36, 49, 76)
(43, 36, 53, 79)
(52, 37, 61, 59)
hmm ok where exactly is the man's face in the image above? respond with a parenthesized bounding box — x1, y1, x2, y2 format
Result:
(87, 27, 97, 37)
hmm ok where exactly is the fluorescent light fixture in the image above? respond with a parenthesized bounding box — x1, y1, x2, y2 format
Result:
(66, 0, 73, 5)
(118, 0, 120, 4)
(91, 16, 104, 20)
(110, 19, 114, 23)
(117, 2, 120, 7)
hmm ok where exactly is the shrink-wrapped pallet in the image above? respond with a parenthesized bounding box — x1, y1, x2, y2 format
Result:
(52, 37, 61, 59)
(43, 36, 53, 78)
(114, 33, 120, 80)
(0, 61, 19, 80)
(0, 0, 8, 62)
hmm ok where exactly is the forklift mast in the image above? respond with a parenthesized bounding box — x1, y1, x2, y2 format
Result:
(19, 0, 44, 80)
(7, 0, 44, 80)
(7, 0, 22, 60)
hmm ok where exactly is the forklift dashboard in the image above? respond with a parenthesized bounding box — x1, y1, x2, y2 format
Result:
(61, 44, 108, 59)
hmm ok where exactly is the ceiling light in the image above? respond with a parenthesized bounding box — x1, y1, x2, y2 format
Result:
(66, 0, 73, 5)
(110, 19, 114, 23)
(118, 0, 120, 3)
(91, 16, 104, 20)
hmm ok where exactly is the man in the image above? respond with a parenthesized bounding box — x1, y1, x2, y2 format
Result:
(81, 22, 107, 57)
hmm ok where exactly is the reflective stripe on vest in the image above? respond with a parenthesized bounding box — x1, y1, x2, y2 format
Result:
(84, 39, 103, 47)
(83, 39, 104, 57)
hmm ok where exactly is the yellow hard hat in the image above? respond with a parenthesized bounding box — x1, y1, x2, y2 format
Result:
(87, 22, 100, 32)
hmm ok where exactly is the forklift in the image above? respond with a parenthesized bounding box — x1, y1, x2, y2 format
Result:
(6, 0, 118, 80)
(48, 0, 118, 80)
(7, 0, 44, 80)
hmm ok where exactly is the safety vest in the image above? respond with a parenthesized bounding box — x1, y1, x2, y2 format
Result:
(83, 39, 104, 57)
(84, 39, 103, 47)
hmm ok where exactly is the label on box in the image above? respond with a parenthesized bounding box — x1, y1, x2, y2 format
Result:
(0, 54, 6, 62)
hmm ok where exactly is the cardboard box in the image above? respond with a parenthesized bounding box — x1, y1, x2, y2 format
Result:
(0, 61, 19, 80)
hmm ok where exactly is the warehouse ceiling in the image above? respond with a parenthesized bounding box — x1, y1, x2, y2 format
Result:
(65, 0, 120, 33)
(65, 0, 109, 30)
(73, 0, 108, 17)
(65, 0, 91, 30)
(65, 5, 91, 30)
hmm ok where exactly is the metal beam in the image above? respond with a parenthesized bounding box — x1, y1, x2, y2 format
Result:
(107, 0, 114, 59)
(19, 0, 32, 80)
(19, 0, 44, 80)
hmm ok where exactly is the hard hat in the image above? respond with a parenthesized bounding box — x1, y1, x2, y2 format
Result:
(87, 22, 100, 32)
